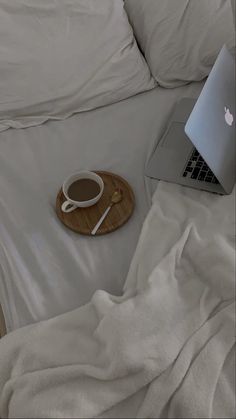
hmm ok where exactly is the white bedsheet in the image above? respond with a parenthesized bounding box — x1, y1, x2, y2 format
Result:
(0, 181, 234, 418)
(0, 82, 203, 332)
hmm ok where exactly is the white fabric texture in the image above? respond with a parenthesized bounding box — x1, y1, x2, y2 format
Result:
(0, 0, 155, 132)
(0, 82, 203, 333)
(231, 0, 235, 27)
(0, 182, 234, 418)
(125, 0, 235, 87)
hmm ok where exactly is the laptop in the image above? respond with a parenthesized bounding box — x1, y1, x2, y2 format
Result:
(145, 46, 235, 194)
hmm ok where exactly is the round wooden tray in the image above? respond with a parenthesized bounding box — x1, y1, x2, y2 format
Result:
(55, 171, 135, 235)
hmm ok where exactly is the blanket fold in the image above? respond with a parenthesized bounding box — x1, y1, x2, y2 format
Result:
(0, 182, 235, 418)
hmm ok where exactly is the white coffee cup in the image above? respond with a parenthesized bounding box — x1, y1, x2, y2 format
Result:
(61, 171, 104, 213)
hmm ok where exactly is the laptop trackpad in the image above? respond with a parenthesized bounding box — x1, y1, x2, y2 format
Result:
(162, 122, 192, 151)
(146, 147, 187, 180)
(146, 121, 193, 180)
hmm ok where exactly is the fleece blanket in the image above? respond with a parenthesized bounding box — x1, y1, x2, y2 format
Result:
(0, 182, 235, 418)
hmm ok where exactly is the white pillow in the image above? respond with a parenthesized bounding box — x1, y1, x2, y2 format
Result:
(0, 0, 155, 131)
(125, 0, 235, 87)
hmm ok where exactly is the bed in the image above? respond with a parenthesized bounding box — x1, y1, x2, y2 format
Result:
(0, 0, 235, 417)
(0, 82, 203, 333)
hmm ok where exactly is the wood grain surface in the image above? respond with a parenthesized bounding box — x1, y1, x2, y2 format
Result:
(56, 171, 135, 235)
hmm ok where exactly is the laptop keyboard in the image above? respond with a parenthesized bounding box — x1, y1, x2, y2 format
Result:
(182, 149, 219, 184)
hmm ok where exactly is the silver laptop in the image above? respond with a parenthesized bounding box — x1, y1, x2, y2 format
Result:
(145, 46, 235, 194)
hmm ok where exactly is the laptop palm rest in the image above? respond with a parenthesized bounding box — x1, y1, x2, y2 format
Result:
(146, 122, 193, 181)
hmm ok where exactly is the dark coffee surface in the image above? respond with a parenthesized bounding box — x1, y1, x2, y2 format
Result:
(68, 179, 100, 201)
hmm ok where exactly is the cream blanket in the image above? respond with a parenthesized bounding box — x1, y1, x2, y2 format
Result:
(0, 182, 235, 418)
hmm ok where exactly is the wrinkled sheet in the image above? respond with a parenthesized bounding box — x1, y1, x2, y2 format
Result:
(0, 181, 234, 418)
(0, 0, 155, 131)
(0, 83, 203, 332)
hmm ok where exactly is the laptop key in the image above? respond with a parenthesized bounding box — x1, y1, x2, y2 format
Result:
(183, 148, 213, 180)
(191, 168, 200, 179)
(206, 172, 213, 179)
(212, 177, 219, 184)
(198, 171, 207, 181)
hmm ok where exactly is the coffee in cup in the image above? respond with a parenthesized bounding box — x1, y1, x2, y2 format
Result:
(61, 171, 104, 213)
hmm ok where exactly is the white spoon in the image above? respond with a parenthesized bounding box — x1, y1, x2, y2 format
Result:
(91, 189, 123, 235)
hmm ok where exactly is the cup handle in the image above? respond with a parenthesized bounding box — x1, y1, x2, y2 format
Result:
(61, 200, 77, 213)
